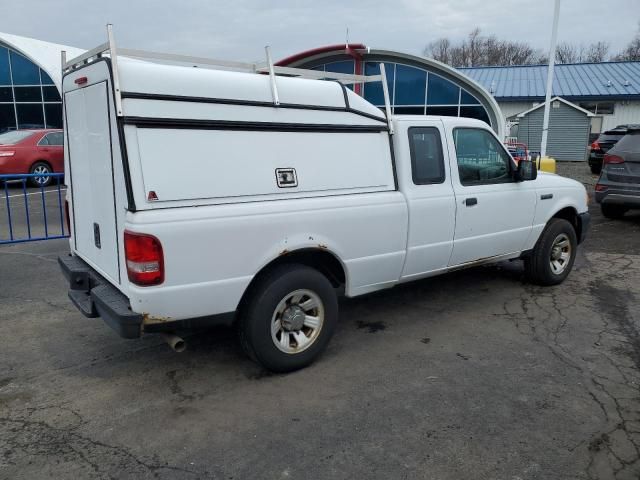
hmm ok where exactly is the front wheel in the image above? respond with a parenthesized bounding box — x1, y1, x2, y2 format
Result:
(29, 162, 52, 187)
(524, 218, 577, 286)
(239, 264, 338, 373)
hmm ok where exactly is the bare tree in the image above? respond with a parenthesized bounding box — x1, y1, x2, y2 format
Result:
(555, 41, 609, 63)
(613, 22, 640, 61)
(555, 42, 581, 63)
(427, 38, 452, 65)
(424, 29, 547, 67)
(424, 29, 616, 67)
(584, 41, 609, 62)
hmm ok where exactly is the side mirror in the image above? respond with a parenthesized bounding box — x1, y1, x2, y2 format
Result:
(515, 159, 537, 182)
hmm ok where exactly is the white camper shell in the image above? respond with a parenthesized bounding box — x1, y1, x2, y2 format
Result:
(59, 27, 590, 372)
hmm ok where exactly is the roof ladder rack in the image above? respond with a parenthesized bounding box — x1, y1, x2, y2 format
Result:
(62, 24, 394, 132)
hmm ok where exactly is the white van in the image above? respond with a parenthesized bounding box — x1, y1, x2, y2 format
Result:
(59, 29, 590, 372)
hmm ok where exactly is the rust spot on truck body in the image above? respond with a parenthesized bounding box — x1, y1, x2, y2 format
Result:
(142, 313, 173, 325)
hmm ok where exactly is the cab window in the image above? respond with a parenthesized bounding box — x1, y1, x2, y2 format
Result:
(408, 127, 445, 185)
(453, 128, 513, 186)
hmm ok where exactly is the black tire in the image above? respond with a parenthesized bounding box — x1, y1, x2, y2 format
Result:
(29, 161, 52, 187)
(601, 204, 627, 220)
(239, 264, 338, 373)
(524, 218, 577, 286)
(590, 164, 601, 175)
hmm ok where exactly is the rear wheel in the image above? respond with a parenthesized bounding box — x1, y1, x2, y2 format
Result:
(239, 264, 338, 373)
(525, 218, 577, 286)
(601, 204, 627, 220)
(29, 162, 52, 187)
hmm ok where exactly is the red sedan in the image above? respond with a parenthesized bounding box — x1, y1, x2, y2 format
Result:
(0, 129, 64, 187)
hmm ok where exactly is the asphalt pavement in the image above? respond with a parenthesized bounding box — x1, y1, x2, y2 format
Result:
(0, 165, 639, 479)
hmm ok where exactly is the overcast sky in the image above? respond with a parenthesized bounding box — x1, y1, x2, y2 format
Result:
(2, 0, 639, 62)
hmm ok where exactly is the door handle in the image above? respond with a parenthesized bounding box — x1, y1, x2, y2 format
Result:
(464, 197, 478, 206)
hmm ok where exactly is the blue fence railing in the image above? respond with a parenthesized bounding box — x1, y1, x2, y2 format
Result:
(0, 173, 69, 245)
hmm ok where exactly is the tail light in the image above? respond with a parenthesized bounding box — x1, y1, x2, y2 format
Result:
(64, 200, 71, 234)
(595, 184, 608, 192)
(590, 141, 600, 151)
(124, 231, 164, 286)
(603, 154, 625, 165)
(0, 151, 15, 157)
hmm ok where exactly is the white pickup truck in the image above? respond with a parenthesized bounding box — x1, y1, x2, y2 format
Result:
(58, 33, 590, 372)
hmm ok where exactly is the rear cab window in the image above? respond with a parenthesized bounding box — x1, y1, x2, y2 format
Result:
(453, 128, 514, 186)
(408, 127, 445, 184)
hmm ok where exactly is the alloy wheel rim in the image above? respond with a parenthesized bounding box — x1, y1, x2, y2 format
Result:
(271, 289, 324, 354)
(33, 165, 50, 185)
(549, 233, 572, 275)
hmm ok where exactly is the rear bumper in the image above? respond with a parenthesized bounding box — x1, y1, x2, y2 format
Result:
(595, 186, 640, 208)
(58, 254, 143, 339)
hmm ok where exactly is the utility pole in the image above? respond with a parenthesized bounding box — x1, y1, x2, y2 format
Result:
(541, 0, 561, 158)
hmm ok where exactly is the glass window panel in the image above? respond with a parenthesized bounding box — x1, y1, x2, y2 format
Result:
(43, 86, 61, 102)
(10, 50, 40, 85)
(363, 62, 394, 106)
(393, 106, 424, 115)
(460, 106, 491, 125)
(394, 65, 426, 105)
(427, 74, 460, 105)
(40, 69, 54, 85)
(16, 103, 44, 129)
(44, 104, 63, 129)
(453, 128, 513, 185)
(0, 86, 13, 102)
(0, 47, 10, 85)
(323, 61, 354, 74)
(596, 102, 614, 115)
(578, 102, 597, 113)
(39, 134, 49, 145)
(0, 103, 16, 132)
(0, 130, 34, 143)
(426, 106, 458, 117)
(322, 61, 356, 90)
(47, 131, 64, 145)
(14, 86, 42, 102)
(460, 89, 481, 105)
(408, 127, 445, 184)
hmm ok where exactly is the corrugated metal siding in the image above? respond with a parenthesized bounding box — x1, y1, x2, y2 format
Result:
(459, 62, 640, 100)
(516, 102, 590, 161)
(499, 101, 536, 119)
(601, 101, 640, 131)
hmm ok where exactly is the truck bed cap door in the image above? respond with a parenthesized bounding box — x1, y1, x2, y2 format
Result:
(65, 76, 120, 283)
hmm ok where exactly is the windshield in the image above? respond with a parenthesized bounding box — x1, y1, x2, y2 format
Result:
(0, 130, 35, 145)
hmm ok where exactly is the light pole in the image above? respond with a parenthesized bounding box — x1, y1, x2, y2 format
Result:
(541, 0, 561, 158)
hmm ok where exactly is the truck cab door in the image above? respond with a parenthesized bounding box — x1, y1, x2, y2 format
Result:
(398, 123, 456, 281)
(448, 126, 536, 266)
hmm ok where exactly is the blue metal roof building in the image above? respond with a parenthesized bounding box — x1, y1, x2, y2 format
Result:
(460, 62, 640, 134)
(459, 62, 640, 101)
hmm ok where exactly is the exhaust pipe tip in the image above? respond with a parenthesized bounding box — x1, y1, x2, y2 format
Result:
(161, 332, 186, 353)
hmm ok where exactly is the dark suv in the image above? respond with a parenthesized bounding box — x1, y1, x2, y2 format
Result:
(589, 125, 640, 174)
(595, 128, 640, 219)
